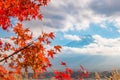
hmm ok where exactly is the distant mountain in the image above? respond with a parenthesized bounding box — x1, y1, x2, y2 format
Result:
(51, 54, 120, 72)
(50, 35, 120, 72)
(65, 35, 94, 47)
(51, 54, 106, 71)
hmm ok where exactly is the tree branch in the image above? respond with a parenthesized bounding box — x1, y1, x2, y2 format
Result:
(0, 43, 32, 62)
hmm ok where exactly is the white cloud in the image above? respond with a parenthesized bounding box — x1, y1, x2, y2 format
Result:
(21, 0, 120, 38)
(92, 35, 120, 47)
(62, 46, 120, 56)
(64, 34, 81, 41)
(60, 35, 120, 56)
(1, 38, 14, 45)
(22, 0, 105, 35)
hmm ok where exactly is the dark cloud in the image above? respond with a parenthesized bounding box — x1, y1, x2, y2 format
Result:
(90, 0, 120, 16)
(23, 0, 120, 34)
(40, 0, 83, 30)
(41, 7, 66, 29)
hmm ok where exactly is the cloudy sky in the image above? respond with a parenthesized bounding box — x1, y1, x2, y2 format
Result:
(1, 0, 120, 71)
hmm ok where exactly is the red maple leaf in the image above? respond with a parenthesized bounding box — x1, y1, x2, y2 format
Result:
(47, 49, 55, 58)
(61, 61, 67, 67)
(0, 39, 2, 48)
(65, 68, 73, 74)
(54, 45, 62, 52)
(49, 32, 54, 39)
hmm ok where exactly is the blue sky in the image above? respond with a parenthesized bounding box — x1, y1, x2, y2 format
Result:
(1, 0, 120, 71)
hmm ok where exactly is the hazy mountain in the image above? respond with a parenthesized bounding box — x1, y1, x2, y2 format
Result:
(51, 54, 120, 72)
(49, 35, 120, 72)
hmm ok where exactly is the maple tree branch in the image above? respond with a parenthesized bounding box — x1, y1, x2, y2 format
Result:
(0, 43, 32, 62)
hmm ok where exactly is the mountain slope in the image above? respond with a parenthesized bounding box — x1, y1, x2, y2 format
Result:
(65, 35, 94, 47)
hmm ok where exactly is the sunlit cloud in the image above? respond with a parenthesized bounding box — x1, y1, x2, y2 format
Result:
(23, 0, 120, 35)
(64, 34, 81, 41)
(60, 35, 120, 56)
(21, 0, 120, 56)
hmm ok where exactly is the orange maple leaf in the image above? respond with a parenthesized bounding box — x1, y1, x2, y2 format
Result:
(65, 68, 73, 74)
(61, 61, 67, 67)
(38, 14, 43, 20)
(54, 45, 62, 52)
(49, 32, 54, 39)
(0, 39, 2, 48)
(47, 49, 55, 58)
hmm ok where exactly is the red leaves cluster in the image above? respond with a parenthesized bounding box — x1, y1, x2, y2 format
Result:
(0, 23, 62, 78)
(54, 66, 73, 80)
(47, 45, 62, 58)
(0, 0, 50, 30)
(0, 39, 2, 48)
(0, 65, 15, 80)
(54, 62, 89, 80)
(79, 65, 89, 78)
(12, 23, 32, 47)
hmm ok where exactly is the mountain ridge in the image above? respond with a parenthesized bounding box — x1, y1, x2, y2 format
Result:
(65, 35, 94, 47)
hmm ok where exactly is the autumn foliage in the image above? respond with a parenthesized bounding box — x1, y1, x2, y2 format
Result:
(54, 62, 89, 80)
(0, 0, 50, 30)
(0, 23, 62, 79)
(0, 0, 88, 80)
